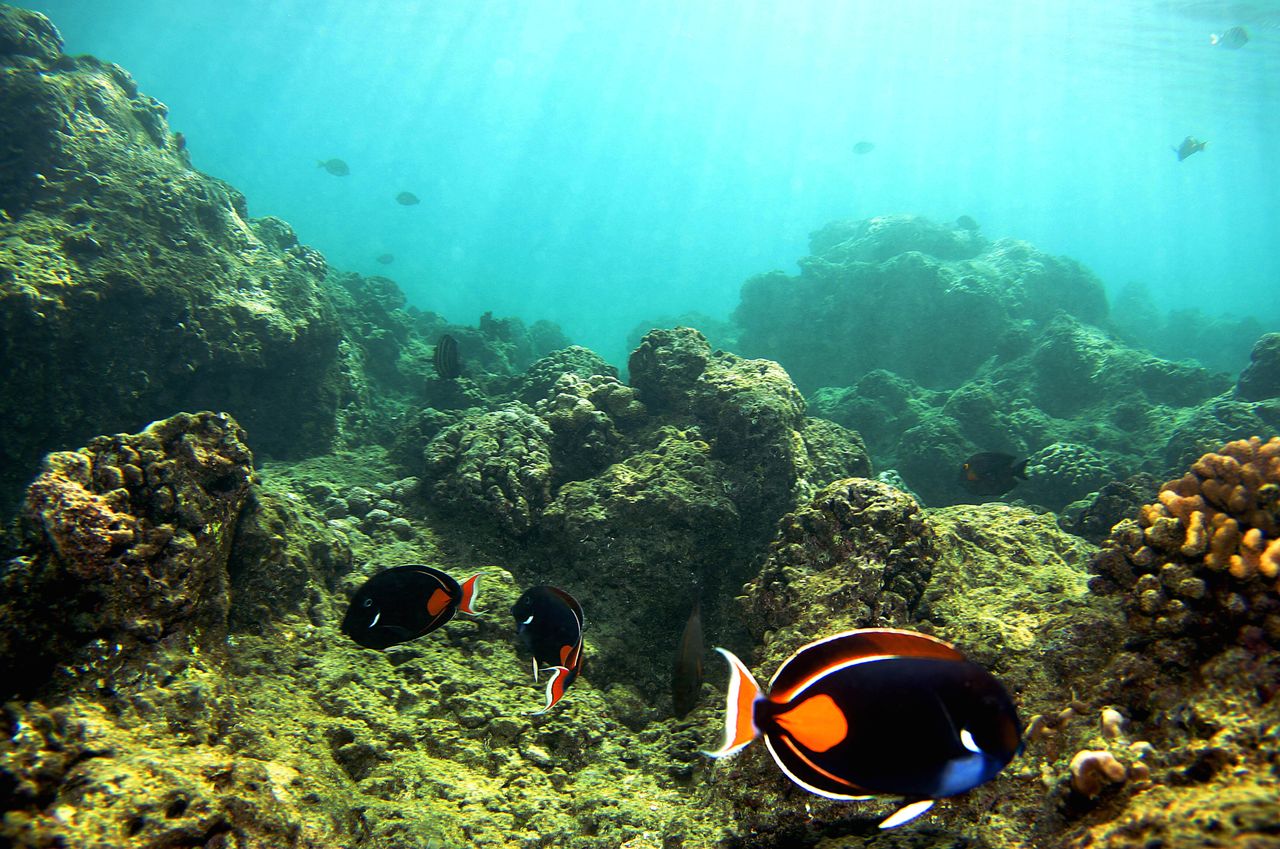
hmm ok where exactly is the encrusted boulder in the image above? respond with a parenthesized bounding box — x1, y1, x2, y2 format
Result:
(534, 372, 644, 484)
(1019, 441, 1115, 511)
(1236, 332, 1280, 402)
(0, 411, 253, 700)
(741, 478, 935, 669)
(421, 403, 553, 536)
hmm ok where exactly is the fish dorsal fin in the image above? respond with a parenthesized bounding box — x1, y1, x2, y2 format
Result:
(769, 629, 965, 702)
(879, 799, 935, 829)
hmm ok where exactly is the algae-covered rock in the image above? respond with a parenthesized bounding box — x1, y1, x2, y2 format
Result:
(0, 411, 252, 700)
(421, 402, 553, 536)
(0, 9, 342, 509)
(741, 478, 935, 666)
(535, 371, 644, 484)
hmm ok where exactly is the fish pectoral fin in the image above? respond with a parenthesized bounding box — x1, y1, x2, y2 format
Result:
(878, 799, 935, 830)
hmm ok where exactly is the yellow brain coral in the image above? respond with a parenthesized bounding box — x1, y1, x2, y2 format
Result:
(1092, 436, 1280, 647)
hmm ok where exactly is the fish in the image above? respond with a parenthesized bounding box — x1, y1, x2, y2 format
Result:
(318, 158, 350, 176)
(512, 585, 584, 713)
(955, 215, 980, 232)
(672, 597, 705, 718)
(852, 141, 876, 155)
(395, 191, 420, 205)
(341, 565, 479, 650)
(1210, 26, 1249, 49)
(705, 629, 1022, 829)
(959, 452, 1028, 496)
(1172, 136, 1208, 161)
(433, 334, 461, 380)
(173, 132, 186, 152)
(376, 254, 395, 265)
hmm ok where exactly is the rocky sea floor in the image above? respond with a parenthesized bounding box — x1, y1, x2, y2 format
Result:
(3, 4, 1280, 848)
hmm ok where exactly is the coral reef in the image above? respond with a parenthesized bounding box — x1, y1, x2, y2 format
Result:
(1091, 436, 1280, 656)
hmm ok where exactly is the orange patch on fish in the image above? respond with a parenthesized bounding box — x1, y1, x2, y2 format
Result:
(427, 588, 451, 617)
(775, 694, 848, 753)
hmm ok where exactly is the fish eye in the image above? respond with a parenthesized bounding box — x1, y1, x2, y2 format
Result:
(363, 598, 373, 608)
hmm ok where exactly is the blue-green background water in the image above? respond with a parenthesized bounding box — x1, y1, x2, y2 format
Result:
(19, 0, 1280, 366)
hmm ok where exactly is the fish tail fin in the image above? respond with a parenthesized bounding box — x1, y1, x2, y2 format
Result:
(531, 666, 572, 714)
(1013, 457, 1030, 480)
(702, 647, 762, 759)
(458, 573, 480, 615)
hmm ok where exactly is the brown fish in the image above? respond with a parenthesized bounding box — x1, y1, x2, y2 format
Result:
(395, 191, 420, 205)
(672, 597, 704, 718)
(318, 158, 350, 176)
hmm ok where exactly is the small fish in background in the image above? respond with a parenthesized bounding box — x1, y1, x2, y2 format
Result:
(395, 191, 420, 205)
(852, 140, 876, 155)
(1172, 136, 1208, 161)
(433, 334, 461, 380)
(375, 254, 395, 265)
(512, 585, 584, 713)
(342, 565, 480, 650)
(1210, 26, 1249, 49)
(955, 215, 980, 232)
(318, 158, 350, 176)
(672, 596, 704, 719)
(173, 132, 186, 152)
(705, 629, 1022, 829)
(959, 452, 1029, 496)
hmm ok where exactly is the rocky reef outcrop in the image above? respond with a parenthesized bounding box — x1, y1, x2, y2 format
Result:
(0, 6, 343, 506)
(781, 216, 1275, 508)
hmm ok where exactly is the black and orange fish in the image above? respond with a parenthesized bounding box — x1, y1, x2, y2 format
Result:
(706, 629, 1022, 829)
(959, 452, 1028, 496)
(342, 565, 479, 650)
(512, 585, 584, 713)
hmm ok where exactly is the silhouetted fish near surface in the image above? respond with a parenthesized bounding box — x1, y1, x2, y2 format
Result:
(852, 140, 876, 155)
(342, 565, 479, 650)
(959, 452, 1028, 496)
(513, 586, 584, 713)
(706, 629, 1022, 830)
(1210, 26, 1249, 48)
(1172, 136, 1208, 161)
(395, 191, 420, 205)
(672, 597, 704, 718)
(376, 254, 395, 265)
(318, 158, 349, 176)
(433, 334, 461, 380)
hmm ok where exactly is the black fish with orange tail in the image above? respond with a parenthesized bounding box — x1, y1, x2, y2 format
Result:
(512, 585, 584, 713)
(705, 629, 1022, 829)
(959, 452, 1028, 496)
(342, 565, 480, 650)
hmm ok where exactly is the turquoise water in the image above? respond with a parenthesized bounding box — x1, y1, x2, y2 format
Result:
(20, 0, 1280, 365)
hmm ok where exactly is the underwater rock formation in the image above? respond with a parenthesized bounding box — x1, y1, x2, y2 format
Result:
(736, 215, 1109, 393)
(1237, 332, 1280, 402)
(0, 7, 344, 508)
(0, 411, 252, 700)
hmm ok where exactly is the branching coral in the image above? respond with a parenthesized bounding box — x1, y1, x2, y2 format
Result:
(1091, 436, 1280, 650)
